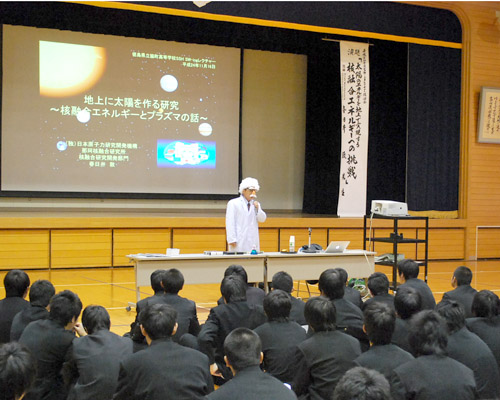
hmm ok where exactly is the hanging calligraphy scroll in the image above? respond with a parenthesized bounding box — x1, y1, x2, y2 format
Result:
(337, 41, 370, 217)
(478, 87, 500, 143)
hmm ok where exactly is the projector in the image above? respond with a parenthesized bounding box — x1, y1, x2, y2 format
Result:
(371, 200, 408, 216)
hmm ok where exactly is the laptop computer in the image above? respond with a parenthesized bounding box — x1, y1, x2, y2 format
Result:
(324, 241, 350, 253)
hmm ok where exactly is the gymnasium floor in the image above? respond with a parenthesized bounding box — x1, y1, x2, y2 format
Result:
(1, 260, 499, 336)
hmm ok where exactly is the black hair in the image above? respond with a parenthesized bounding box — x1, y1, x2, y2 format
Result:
(49, 290, 82, 326)
(263, 290, 291, 322)
(394, 286, 422, 320)
(150, 269, 165, 294)
(335, 268, 348, 285)
(220, 275, 247, 303)
(81, 305, 111, 334)
(4, 270, 30, 298)
(453, 266, 473, 286)
(435, 300, 466, 334)
(162, 268, 184, 294)
(223, 328, 261, 372)
(471, 290, 499, 320)
(140, 303, 177, 340)
(318, 269, 344, 300)
(333, 366, 391, 400)
(397, 259, 420, 280)
(304, 296, 336, 332)
(0, 342, 36, 400)
(367, 272, 389, 296)
(363, 302, 396, 345)
(408, 310, 448, 357)
(28, 280, 55, 307)
(271, 271, 294, 294)
(223, 264, 248, 284)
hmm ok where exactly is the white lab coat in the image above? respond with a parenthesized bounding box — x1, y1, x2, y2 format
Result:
(225, 195, 267, 252)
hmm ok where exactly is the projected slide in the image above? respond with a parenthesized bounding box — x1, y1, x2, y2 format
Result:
(1, 25, 240, 196)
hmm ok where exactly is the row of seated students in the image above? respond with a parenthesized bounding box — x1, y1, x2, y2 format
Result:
(0, 260, 499, 400)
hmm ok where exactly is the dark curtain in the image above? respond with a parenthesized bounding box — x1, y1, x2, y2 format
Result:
(303, 40, 408, 214)
(407, 44, 461, 211)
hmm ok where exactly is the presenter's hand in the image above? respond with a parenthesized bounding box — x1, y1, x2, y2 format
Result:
(253, 201, 260, 209)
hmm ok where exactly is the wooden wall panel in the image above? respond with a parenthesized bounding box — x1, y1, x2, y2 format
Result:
(0, 230, 49, 270)
(476, 228, 500, 259)
(418, 228, 465, 260)
(279, 228, 327, 251)
(172, 228, 226, 254)
(328, 228, 364, 250)
(51, 229, 112, 268)
(260, 228, 279, 252)
(113, 229, 171, 266)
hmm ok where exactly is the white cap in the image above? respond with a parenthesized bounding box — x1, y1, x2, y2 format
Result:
(239, 177, 260, 194)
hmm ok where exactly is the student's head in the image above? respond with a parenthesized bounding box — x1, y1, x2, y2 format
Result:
(367, 272, 390, 296)
(305, 296, 336, 332)
(363, 302, 396, 345)
(140, 303, 177, 340)
(81, 305, 111, 335)
(452, 266, 473, 287)
(49, 290, 82, 327)
(471, 290, 499, 319)
(318, 269, 344, 300)
(394, 286, 422, 320)
(332, 366, 391, 400)
(223, 265, 248, 284)
(408, 310, 448, 357)
(150, 269, 165, 293)
(3, 270, 30, 298)
(263, 290, 291, 322)
(435, 300, 466, 334)
(271, 271, 294, 294)
(397, 259, 420, 281)
(224, 328, 262, 373)
(220, 275, 247, 303)
(162, 269, 184, 294)
(335, 268, 349, 286)
(28, 280, 55, 308)
(0, 342, 36, 400)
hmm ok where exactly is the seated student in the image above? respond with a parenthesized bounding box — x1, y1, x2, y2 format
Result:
(335, 268, 363, 309)
(0, 342, 37, 400)
(63, 305, 133, 400)
(161, 268, 201, 341)
(271, 271, 306, 325)
(292, 296, 361, 400)
(318, 269, 368, 350)
(217, 265, 265, 307)
(436, 300, 500, 400)
(19, 290, 83, 400)
(440, 266, 477, 318)
(10, 280, 55, 342)
(354, 303, 413, 381)
(391, 286, 422, 354)
(362, 272, 395, 311)
(466, 290, 500, 368)
(396, 259, 436, 310)
(129, 269, 165, 350)
(333, 367, 391, 400)
(206, 328, 297, 400)
(390, 310, 477, 400)
(0, 270, 30, 344)
(196, 275, 267, 383)
(254, 290, 307, 383)
(114, 304, 213, 400)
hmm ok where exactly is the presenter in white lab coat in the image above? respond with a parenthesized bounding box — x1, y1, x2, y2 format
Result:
(225, 177, 267, 252)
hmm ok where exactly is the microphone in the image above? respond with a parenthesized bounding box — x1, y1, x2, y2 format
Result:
(308, 227, 312, 247)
